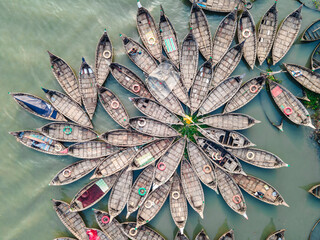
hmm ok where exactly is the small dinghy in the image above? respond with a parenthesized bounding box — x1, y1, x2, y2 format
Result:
(218, 229, 235, 240)
(311, 42, 320, 71)
(301, 19, 320, 41)
(121, 222, 165, 240)
(195, 229, 210, 240)
(266, 229, 286, 240)
(309, 184, 320, 199)
(191, 0, 242, 13)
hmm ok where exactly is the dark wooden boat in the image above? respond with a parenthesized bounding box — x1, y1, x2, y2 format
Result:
(180, 158, 205, 218)
(9, 92, 67, 122)
(64, 140, 120, 159)
(266, 229, 285, 240)
(54, 238, 76, 240)
(218, 229, 234, 240)
(215, 167, 248, 219)
(153, 137, 186, 189)
(195, 136, 246, 175)
(121, 222, 165, 240)
(37, 122, 98, 142)
(69, 173, 118, 212)
(190, 3, 212, 60)
(268, 79, 314, 128)
(195, 229, 210, 240)
(227, 147, 289, 169)
(50, 158, 101, 186)
(180, 30, 199, 91)
(190, 59, 213, 114)
(99, 129, 157, 147)
(159, 5, 180, 68)
(283, 63, 320, 94)
(109, 63, 153, 99)
(187, 139, 217, 192)
(129, 117, 180, 138)
(47, 51, 81, 105)
(98, 85, 130, 129)
(198, 113, 260, 130)
(233, 174, 289, 207)
(198, 75, 243, 116)
(257, 3, 278, 65)
(79, 58, 97, 119)
(224, 75, 266, 113)
(9, 130, 66, 156)
(272, 5, 303, 65)
(237, 9, 257, 69)
(120, 34, 158, 75)
(308, 184, 320, 199)
(191, 0, 242, 13)
(311, 42, 320, 71)
(108, 169, 133, 222)
(126, 164, 155, 218)
(52, 199, 87, 240)
(309, 219, 320, 240)
(42, 88, 92, 128)
(95, 29, 113, 86)
(301, 19, 320, 41)
(212, 9, 238, 65)
(136, 177, 173, 227)
(91, 147, 138, 178)
(85, 228, 109, 240)
(136, 1, 162, 61)
(128, 137, 175, 171)
(211, 41, 244, 89)
(175, 232, 190, 240)
(130, 97, 182, 125)
(93, 209, 127, 240)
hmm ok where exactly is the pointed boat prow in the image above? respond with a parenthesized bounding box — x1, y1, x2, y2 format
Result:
(199, 211, 204, 219)
(126, 212, 131, 219)
(243, 212, 248, 220)
(179, 227, 184, 235)
(282, 201, 290, 207)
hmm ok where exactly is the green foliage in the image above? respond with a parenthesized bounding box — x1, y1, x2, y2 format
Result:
(303, 89, 320, 111)
(266, 68, 282, 83)
(313, 0, 320, 8)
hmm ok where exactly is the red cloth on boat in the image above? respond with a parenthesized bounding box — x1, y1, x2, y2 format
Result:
(77, 184, 104, 208)
(271, 86, 282, 98)
(86, 229, 100, 240)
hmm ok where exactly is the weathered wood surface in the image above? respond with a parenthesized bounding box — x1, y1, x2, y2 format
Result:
(195, 229, 210, 240)
(121, 222, 165, 240)
(190, 0, 242, 13)
(54, 238, 77, 240)
(266, 229, 286, 240)
(311, 42, 320, 71)
(175, 232, 190, 240)
(85, 228, 109, 240)
(218, 229, 234, 240)
(301, 19, 320, 41)
(308, 184, 320, 199)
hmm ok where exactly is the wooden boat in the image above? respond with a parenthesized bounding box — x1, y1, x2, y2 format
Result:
(109, 63, 153, 99)
(187, 139, 217, 192)
(93, 209, 127, 240)
(159, 5, 179, 68)
(136, 1, 162, 61)
(175, 232, 190, 240)
(198, 75, 243, 116)
(190, 59, 213, 114)
(190, 3, 212, 60)
(91, 147, 138, 178)
(272, 5, 303, 65)
(128, 137, 175, 171)
(98, 85, 130, 129)
(227, 148, 289, 169)
(108, 169, 133, 222)
(64, 140, 120, 159)
(47, 51, 81, 105)
(237, 9, 257, 69)
(130, 97, 182, 125)
(191, 0, 242, 13)
(69, 173, 118, 212)
(311, 42, 320, 71)
(308, 184, 320, 199)
(54, 238, 76, 240)
(37, 122, 98, 142)
(136, 177, 173, 227)
(52, 199, 87, 240)
(215, 167, 248, 219)
(301, 19, 320, 41)
(99, 129, 157, 147)
(195, 136, 246, 175)
(129, 117, 180, 138)
(211, 41, 244, 89)
(121, 222, 165, 240)
(268, 79, 314, 128)
(212, 9, 238, 65)
(153, 137, 186, 189)
(170, 173, 188, 235)
(95, 29, 113, 86)
(218, 229, 234, 240)
(266, 229, 286, 240)
(85, 228, 109, 240)
(257, 3, 278, 65)
(309, 219, 320, 240)
(9, 92, 67, 122)
(180, 30, 199, 91)
(195, 229, 210, 240)
(200, 127, 256, 149)
(224, 75, 266, 113)
(198, 113, 260, 130)
(50, 158, 101, 186)
(120, 34, 158, 75)
(180, 158, 205, 218)
(283, 63, 320, 94)
(79, 58, 97, 119)
(42, 88, 92, 128)
(9, 130, 66, 156)
(233, 174, 289, 207)
(126, 164, 155, 218)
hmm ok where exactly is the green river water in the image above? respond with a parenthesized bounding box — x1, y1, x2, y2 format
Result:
(0, 0, 320, 239)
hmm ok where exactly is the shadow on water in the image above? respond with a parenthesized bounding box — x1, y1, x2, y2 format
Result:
(192, 219, 206, 239)
(300, 182, 320, 191)
(213, 218, 229, 240)
(260, 218, 276, 240)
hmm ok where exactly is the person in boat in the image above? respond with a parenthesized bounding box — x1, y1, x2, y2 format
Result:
(129, 47, 141, 56)
(254, 191, 264, 198)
